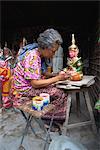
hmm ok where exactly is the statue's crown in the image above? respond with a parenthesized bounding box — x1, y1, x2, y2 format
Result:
(68, 34, 78, 51)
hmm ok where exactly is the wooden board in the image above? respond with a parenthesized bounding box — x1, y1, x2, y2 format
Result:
(55, 75, 95, 87)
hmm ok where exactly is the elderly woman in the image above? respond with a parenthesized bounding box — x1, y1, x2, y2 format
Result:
(12, 29, 71, 126)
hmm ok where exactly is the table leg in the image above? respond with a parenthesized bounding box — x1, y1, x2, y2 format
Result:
(76, 92, 80, 116)
(62, 94, 71, 135)
(84, 91, 97, 134)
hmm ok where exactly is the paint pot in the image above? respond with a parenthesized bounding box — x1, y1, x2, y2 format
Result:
(32, 96, 44, 111)
(40, 93, 50, 106)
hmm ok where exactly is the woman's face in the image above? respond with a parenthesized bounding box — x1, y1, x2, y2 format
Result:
(43, 43, 60, 58)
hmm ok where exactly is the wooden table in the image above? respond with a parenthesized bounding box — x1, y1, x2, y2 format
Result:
(56, 75, 97, 135)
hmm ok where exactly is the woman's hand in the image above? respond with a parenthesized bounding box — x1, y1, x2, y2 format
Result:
(57, 71, 70, 81)
(67, 69, 77, 77)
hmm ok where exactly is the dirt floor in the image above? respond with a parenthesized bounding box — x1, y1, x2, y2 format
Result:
(0, 93, 100, 150)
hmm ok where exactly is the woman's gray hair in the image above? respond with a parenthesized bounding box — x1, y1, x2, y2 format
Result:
(37, 28, 63, 49)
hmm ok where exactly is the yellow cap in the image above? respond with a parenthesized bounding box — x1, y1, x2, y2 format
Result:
(32, 96, 43, 101)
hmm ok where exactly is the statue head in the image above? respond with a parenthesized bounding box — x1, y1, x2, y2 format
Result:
(68, 34, 79, 58)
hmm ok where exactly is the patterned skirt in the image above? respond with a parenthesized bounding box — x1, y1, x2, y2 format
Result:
(11, 85, 68, 121)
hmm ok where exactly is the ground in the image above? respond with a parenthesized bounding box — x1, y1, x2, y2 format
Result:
(0, 93, 100, 150)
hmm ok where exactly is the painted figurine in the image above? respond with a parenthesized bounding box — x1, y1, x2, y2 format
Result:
(64, 34, 83, 81)
(0, 42, 13, 108)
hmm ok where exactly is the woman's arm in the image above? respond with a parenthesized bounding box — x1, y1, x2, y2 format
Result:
(31, 76, 59, 88)
(31, 72, 68, 88)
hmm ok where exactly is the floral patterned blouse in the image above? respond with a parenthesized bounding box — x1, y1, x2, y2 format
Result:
(13, 48, 41, 94)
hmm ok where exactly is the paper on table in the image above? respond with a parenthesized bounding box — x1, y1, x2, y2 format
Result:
(55, 80, 69, 85)
(56, 84, 80, 90)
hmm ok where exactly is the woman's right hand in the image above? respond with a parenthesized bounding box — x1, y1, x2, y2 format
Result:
(57, 71, 70, 81)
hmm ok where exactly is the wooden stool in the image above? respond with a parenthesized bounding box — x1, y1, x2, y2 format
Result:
(16, 101, 55, 150)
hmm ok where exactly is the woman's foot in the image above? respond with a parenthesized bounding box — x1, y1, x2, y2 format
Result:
(44, 123, 60, 132)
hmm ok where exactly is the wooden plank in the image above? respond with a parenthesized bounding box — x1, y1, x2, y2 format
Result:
(90, 62, 100, 66)
(93, 82, 100, 93)
(90, 67, 100, 73)
(66, 121, 92, 129)
(89, 86, 97, 104)
(93, 84, 99, 97)
(95, 76, 100, 81)
(90, 56, 100, 60)
(89, 88, 96, 104)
